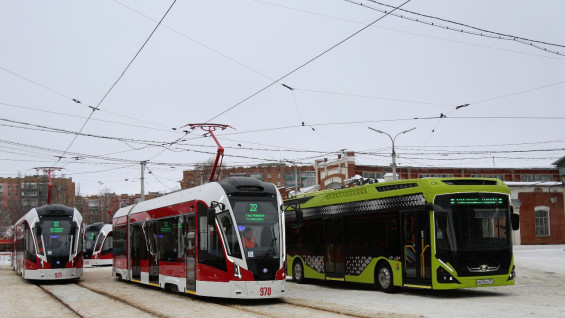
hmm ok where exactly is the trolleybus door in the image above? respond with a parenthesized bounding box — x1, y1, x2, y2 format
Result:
(184, 214, 196, 293)
(323, 217, 345, 279)
(401, 210, 431, 287)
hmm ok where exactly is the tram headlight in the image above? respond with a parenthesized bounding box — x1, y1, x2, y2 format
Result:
(233, 263, 242, 279)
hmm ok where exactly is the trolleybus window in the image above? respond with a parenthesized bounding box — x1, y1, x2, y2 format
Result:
(231, 199, 280, 260)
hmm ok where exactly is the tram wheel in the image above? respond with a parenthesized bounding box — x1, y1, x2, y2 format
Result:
(292, 260, 305, 284)
(376, 263, 397, 293)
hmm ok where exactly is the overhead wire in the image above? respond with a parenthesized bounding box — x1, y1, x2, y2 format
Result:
(251, 0, 565, 61)
(54, 0, 178, 166)
(346, 0, 565, 57)
(205, 0, 413, 123)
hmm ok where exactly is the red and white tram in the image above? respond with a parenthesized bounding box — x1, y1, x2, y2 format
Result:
(13, 204, 83, 280)
(113, 177, 286, 298)
(84, 223, 113, 267)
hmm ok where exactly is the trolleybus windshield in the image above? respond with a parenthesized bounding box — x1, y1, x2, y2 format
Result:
(39, 219, 74, 257)
(434, 193, 511, 254)
(231, 198, 280, 260)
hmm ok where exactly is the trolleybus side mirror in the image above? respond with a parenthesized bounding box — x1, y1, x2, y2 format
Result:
(511, 207, 520, 231)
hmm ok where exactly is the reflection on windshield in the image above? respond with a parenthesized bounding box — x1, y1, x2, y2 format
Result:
(231, 199, 280, 260)
(435, 193, 510, 253)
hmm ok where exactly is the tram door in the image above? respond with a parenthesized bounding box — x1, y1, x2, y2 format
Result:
(401, 210, 431, 286)
(147, 222, 159, 285)
(323, 217, 345, 278)
(131, 224, 144, 281)
(184, 214, 196, 293)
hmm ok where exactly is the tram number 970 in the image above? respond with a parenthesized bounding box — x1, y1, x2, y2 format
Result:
(259, 287, 272, 296)
(55, 272, 62, 279)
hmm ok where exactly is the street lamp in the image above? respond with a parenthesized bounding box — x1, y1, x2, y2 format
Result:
(368, 127, 416, 181)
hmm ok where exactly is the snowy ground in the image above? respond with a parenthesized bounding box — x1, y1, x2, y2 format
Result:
(1, 245, 564, 317)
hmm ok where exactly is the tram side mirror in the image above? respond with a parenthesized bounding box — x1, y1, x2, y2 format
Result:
(511, 212, 520, 231)
(207, 207, 216, 227)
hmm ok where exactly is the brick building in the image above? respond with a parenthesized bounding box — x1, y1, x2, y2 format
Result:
(0, 175, 76, 237)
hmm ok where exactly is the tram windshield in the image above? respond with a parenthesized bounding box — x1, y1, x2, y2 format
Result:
(434, 193, 511, 254)
(84, 230, 98, 251)
(39, 219, 75, 257)
(231, 198, 280, 260)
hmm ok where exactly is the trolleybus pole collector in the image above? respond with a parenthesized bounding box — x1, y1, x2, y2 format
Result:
(112, 177, 286, 298)
(285, 177, 519, 292)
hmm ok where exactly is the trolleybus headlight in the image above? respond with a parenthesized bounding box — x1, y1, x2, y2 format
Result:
(437, 267, 460, 284)
(507, 265, 516, 281)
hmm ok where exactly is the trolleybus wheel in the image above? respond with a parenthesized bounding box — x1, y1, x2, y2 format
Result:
(292, 260, 305, 284)
(376, 263, 397, 293)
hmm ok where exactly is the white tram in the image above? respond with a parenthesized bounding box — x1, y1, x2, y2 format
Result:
(113, 177, 286, 298)
(84, 223, 113, 267)
(13, 204, 83, 280)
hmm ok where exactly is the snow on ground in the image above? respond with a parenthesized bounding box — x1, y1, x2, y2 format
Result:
(0, 245, 564, 317)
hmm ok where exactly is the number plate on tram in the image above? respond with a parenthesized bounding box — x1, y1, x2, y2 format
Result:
(476, 279, 494, 286)
(257, 286, 272, 297)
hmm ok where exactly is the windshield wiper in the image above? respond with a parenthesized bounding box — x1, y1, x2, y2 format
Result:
(264, 227, 278, 259)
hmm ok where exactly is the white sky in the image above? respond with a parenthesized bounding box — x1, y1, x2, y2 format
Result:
(1, 0, 564, 196)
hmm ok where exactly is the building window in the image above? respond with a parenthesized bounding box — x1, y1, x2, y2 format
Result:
(267, 173, 271, 179)
(418, 174, 454, 178)
(277, 181, 281, 187)
(521, 174, 553, 182)
(250, 172, 264, 181)
(363, 172, 385, 179)
(301, 171, 316, 188)
(535, 208, 550, 237)
(229, 173, 247, 177)
(285, 171, 297, 187)
(471, 174, 505, 181)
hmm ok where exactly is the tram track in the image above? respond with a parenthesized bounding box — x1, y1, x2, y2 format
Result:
(32, 279, 166, 318)
(34, 283, 84, 318)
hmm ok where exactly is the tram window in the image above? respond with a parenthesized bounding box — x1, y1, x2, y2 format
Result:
(113, 226, 127, 257)
(158, 218, 179, 262)
(198, 215, 227, 271)
(101, 233, 113, 256)
(25, 226, 36, 262)
(94, 234, 104, 252)
(218, 211, 242, 258)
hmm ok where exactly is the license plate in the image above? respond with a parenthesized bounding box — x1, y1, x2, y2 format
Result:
(476, 279, 493, 286)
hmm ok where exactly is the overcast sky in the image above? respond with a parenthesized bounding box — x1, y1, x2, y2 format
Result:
(1, 0, 564, 196)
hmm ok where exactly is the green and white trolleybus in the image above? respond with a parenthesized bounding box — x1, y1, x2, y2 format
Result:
(285, 178, 519, 292)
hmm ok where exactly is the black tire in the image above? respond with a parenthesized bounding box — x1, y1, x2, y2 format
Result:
(292, 260, 305, 284)
(376, 262, 397, 293)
